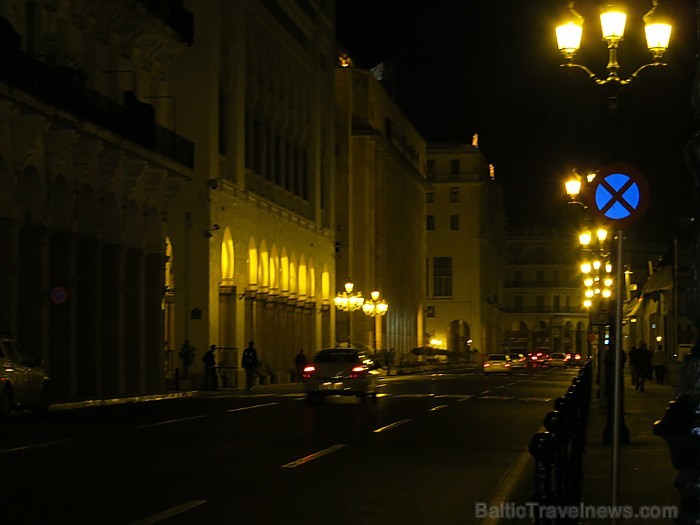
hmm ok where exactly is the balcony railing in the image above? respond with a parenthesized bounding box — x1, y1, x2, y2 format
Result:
(0, 49, 194, 169)
(504, 306, 585, 314)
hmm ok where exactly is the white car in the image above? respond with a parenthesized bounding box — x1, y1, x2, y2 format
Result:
(303, 348, 380, 403)
(483, 354, 512, 375)
(0, 338, 50, 419)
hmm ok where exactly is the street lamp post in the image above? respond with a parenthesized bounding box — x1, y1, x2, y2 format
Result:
(333, 279, 364, 345)
(556, 3, 671, 514)
(362, 289, 389, 356)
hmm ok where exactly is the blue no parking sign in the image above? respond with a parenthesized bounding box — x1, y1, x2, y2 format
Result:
(585, 163, 649, 229)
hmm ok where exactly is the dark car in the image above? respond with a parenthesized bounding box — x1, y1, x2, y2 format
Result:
(303, 348, 380, 403)
(0, 338, 50, 419)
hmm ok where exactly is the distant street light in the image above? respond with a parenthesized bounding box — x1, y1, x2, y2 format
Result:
(334, 280, 364, 344)
(362, 289, 389, 355)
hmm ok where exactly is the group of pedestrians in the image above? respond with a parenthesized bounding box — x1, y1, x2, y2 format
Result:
(628, 341, 667, 392)
(182, 339, 310, 392)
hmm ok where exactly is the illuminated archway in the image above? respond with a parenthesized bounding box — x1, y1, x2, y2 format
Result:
(247, 237, 258, 288)
(221, 227, 235, 282)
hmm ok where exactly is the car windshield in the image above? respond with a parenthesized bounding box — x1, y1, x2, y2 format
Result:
(551, 353, 566, 359)
(315, 350, 360, 363)
(488, 355, 507, 361)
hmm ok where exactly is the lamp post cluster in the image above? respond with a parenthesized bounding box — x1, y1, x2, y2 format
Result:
(556, 1, 672, 87)
(579, 227, 613, 313)
(555, 2, 673, 514)
(334, 279, 388, 352)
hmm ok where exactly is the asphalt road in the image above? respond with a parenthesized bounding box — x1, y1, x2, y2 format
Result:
(0, 367, 581, 525)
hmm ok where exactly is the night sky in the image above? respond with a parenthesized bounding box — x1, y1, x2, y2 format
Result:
(335, 0, 699, 233)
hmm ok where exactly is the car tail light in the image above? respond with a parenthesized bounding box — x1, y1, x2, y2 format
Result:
(504, 363, 511, 368)
(349, 365, 367, 378)
(302, 364, 316, 378)
(483, 363, 490, 367)
(575, 354, 581, 360)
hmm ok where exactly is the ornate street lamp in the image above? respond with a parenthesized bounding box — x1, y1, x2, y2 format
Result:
(555, 3, 672, 511)
(362, 289, 389, 355)
(556, 1, 672, 86)
(334, 279, 364, 344)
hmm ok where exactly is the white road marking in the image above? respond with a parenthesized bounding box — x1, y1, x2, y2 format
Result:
(435, 394, 472, 399)
(393, 393, 435, 398)
(0, 438, 74, 455)
(478, 395, 514, 401)
(479, 450, 533, 525)
(429, 404, 449, 412)
(227, 402, 278, 412)
(281, 444, 346, 468)
(373, 418, 413, 433)
(135, 415, 206, 429)
(129, 500, 206, 525)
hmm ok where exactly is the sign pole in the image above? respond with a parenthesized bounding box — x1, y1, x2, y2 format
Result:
(612, 228, 624, 508)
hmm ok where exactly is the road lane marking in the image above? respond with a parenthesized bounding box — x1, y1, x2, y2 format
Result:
(135, 415, 206, 429)
(519, 397, 553, 402)
(429, 404, 449, 412)
(227, 402, 278, 412)
(281, 444, 346, 468)
(478, 395, 514, 401)
(373, 419, 413, 433)
(393, 393, 435, 398)
(0, 438, 74, 455)
(479, 449, 533, 525)
(129, 500, 206, 524)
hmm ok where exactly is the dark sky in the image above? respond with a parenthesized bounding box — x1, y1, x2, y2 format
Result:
(335, 0, 699, 232)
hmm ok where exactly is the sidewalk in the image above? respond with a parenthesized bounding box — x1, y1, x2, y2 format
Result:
(580, 376, 679, 523)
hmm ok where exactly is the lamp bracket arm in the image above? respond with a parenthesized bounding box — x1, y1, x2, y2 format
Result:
(560, 63, 601, 83)
(620, 62, 667, 86)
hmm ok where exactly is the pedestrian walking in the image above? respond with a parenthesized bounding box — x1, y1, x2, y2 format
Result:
(629, 341, 651, 392)
(242, 341, 259, 391)
(652, 345, 667, 385)
(202, 344, 218, 391)
(294, 349, 307, 382)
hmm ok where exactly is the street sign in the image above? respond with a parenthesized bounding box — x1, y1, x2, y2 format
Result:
(585, 163, 649, 229)
(50, 287, 68, 304)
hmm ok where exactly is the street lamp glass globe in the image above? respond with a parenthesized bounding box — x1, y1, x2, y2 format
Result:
(645, 22, 671, 55)
(581, 262, 592, 274)
(579, 231, 592, 246)
(600, 7, 626, 41)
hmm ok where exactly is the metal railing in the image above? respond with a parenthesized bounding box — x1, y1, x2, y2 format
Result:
(529, 362, 592, 523)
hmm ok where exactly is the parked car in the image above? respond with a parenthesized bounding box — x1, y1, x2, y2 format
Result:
(303, 348, 380, 403)
(508, 353, 527, 369)
(0, 338, 50, 419)
(483, 354, 512, 375)
(548, 352, 569, 367)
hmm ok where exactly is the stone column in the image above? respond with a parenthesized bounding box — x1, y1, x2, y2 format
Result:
(49, 230, 76, 400)
(144, 252, 165, 393)
(123, 248, 143, 395)
(76, 237, 101, 398)
(101, 243, 124, 397)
